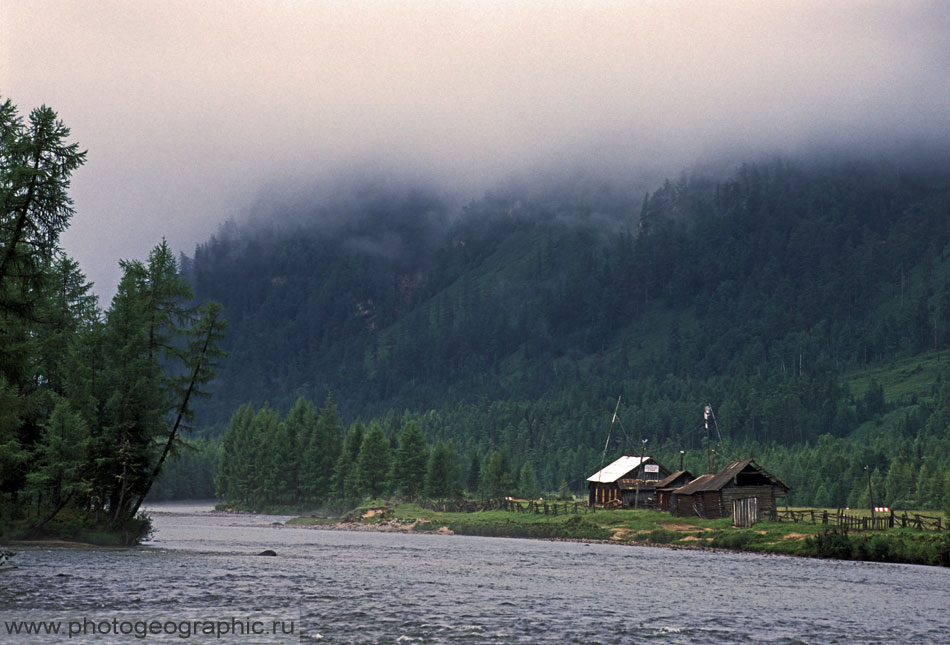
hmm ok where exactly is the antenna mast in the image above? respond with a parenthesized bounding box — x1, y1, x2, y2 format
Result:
(597, 395, 622, 482)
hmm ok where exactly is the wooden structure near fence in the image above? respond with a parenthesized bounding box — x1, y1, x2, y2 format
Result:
(770, 508, 945, 532)
(672, 459, 790, 520)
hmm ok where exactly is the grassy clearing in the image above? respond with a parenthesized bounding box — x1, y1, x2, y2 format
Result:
(288, 502, 950, 566)
(846, 350, 950, 403)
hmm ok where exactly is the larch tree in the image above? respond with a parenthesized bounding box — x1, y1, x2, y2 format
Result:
(355, 422, 390, 499)
(391, 421, 428, 499)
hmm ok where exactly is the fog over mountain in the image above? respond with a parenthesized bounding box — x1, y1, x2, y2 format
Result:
(2, 0, 949, 297)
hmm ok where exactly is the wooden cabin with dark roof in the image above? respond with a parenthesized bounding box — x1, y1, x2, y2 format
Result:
(587, 456, 672, 508)
(672, 459, 790, 520)
(655, 470, 694, 512)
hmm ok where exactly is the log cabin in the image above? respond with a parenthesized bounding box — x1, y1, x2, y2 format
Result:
(587, 456, 672, 508)
(672, 459, 790, 520)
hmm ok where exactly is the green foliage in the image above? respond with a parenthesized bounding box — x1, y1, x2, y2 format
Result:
(809, 529, 854, 560)
(556, 479, 573, 501)
(391, 421, 428, 498)
(355, 422, 390, 499)
(466, 452, 481, 494)
(481, 450, 513, 499)
(424, 441, 459, 499)
(0, 97, 225, 542)
(180, 156, 950, 508)
(517, 461, 540, 499)
(648, 528, 677, 544)
(148, 438, 220, 501)
(709, 530, 757, 550)
(334, 420, 365, 506)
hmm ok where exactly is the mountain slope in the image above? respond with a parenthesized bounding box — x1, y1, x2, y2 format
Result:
(182, 157, 950, 497)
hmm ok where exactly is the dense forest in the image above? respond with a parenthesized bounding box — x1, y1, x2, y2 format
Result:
(0, 99, 225, 543)
(180, 154, 950, 513)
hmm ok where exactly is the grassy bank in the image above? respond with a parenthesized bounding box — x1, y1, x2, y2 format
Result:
(0, 509, 152, 547)
(288, 502, 950, 567)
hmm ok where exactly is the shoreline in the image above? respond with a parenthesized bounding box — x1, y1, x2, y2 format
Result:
(286, 516, 804, 559)
(281, 504, 950, 568)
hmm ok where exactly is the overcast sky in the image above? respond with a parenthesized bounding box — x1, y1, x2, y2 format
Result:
(3, 1, 949, 299)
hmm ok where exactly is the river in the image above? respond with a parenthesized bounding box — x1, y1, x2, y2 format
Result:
(1, 502, 948, 643)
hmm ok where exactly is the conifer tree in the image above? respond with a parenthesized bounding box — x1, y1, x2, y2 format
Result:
(303, 395, 343, 504)
(333, 420, 365, 505)
(355, 422, 390, 499)
(424, 441, 459, 499)
(481, 449, 512, 499)
(391, 421, 428, 498)
(517, 461, 540, 500)
(282, 397, 316, 503)
(466, 452, 481, 495)
(216, 403, 256, 503)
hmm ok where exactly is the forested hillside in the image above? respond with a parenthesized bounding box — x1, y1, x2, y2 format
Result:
(182, 157, 950, 509)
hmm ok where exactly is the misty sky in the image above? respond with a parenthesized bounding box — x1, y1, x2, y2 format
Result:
(2, 1, 949, 299)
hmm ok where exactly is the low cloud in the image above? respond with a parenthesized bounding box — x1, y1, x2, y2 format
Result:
(3, 0, 948, 296)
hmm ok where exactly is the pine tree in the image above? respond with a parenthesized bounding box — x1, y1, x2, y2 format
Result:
(517, 461, 540, 500)
(283, 397, 316, 503)
(557, 479, 572, 501)
(25, 399, 90, 526)
(466, 452, 481, 495)
(334, 420, 365, 505)
(355, 422, 391, 499)
(391, 421, 428, 498)
(216, 403, 256, 503)
(481, 449, 512, 499)
(942, 471, 950, 518)
(299, 395, 342, 504)
(424, 441, 459, 499)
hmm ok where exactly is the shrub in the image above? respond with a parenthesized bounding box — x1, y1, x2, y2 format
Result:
(712, 531, 755, 550)
(648, 529, 677, 544)
(808, 529, 853, 560)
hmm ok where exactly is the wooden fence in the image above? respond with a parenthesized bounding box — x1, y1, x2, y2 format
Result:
(769, 508, 944, 532)
(418, 498, 590, 515)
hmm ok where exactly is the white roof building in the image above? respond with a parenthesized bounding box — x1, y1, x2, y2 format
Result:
(587, 456, 651, 483)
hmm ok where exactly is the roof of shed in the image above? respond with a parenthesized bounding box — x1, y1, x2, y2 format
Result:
(674, 473, 716, 495)
(655, 470, 693, 489)
(587, 456, 651, 483)
(674, 459, 790, 495)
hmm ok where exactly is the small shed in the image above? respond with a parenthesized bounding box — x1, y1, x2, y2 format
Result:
(655, 470, 694, 512)
(672, 459, 790, 520)
(587, 456, 672, 508)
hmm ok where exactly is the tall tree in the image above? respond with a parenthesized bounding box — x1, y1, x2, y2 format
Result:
(355, 422, 390, 499)
(82, 242, 226, 525)
(466, 452, 481, 495)
(424, 441, 459, 500)
(517, 461, 540, 500)
(391, 420, 428, 498)
(334, 420, 365, 505)
(481, 449, 513, 499)
(301, 395, 343, 504)
(0, 98, 86, 513)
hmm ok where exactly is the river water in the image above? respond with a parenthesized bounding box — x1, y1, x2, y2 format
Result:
(1, 502, 948, 644)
